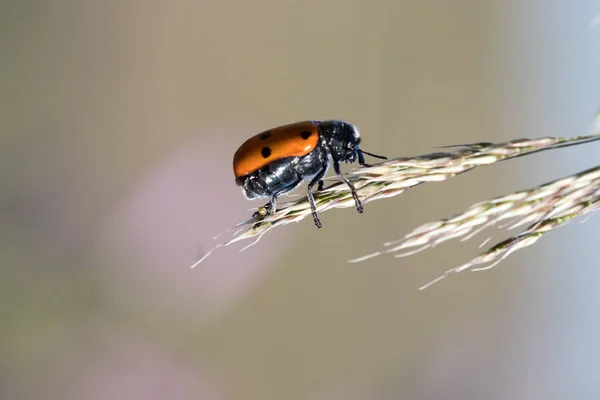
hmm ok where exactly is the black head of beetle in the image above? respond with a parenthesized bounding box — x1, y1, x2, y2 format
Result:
(318, 120, 383, 166)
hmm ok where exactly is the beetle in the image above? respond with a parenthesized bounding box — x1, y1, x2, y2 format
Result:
(233, 120, 386, 228)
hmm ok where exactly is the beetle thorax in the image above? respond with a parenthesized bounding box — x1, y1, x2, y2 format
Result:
(318, 120, 359, 163)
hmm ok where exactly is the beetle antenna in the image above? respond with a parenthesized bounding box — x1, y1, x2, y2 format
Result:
(361, 150, 387, 160)
(357, 149, 367, 165)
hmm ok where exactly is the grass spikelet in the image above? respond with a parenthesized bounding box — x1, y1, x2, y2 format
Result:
(191, 133, 600, 267)
(349, 166, 600, 289)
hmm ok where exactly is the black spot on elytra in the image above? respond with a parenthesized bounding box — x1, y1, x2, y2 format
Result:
(261, 146, 272, 158)
(300, 131, 312, 139)
(259, 131, 272, 140)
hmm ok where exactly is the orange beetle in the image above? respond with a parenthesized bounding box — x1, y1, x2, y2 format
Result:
(233, 120, 386, 228)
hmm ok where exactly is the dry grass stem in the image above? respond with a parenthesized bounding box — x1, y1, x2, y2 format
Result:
(190, 133, 600, 268)
(350, 165, 600, 290)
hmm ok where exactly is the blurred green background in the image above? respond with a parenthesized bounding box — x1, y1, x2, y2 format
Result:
(2, 1, 600, 399)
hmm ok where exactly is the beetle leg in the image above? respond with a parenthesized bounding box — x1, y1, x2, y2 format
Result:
(267, 194, 278, 215)
(333, 160, 363, 213)
(263, 178, 304, 216)
(307, 167, 328, 228)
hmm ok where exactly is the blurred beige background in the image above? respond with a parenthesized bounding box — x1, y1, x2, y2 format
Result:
(2, 1, 600, 399)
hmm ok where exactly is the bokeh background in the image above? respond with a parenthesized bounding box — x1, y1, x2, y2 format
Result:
(3, 1, 600, 399)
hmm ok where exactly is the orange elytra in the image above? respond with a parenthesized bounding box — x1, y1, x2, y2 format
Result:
(233, 121, 320, 178)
